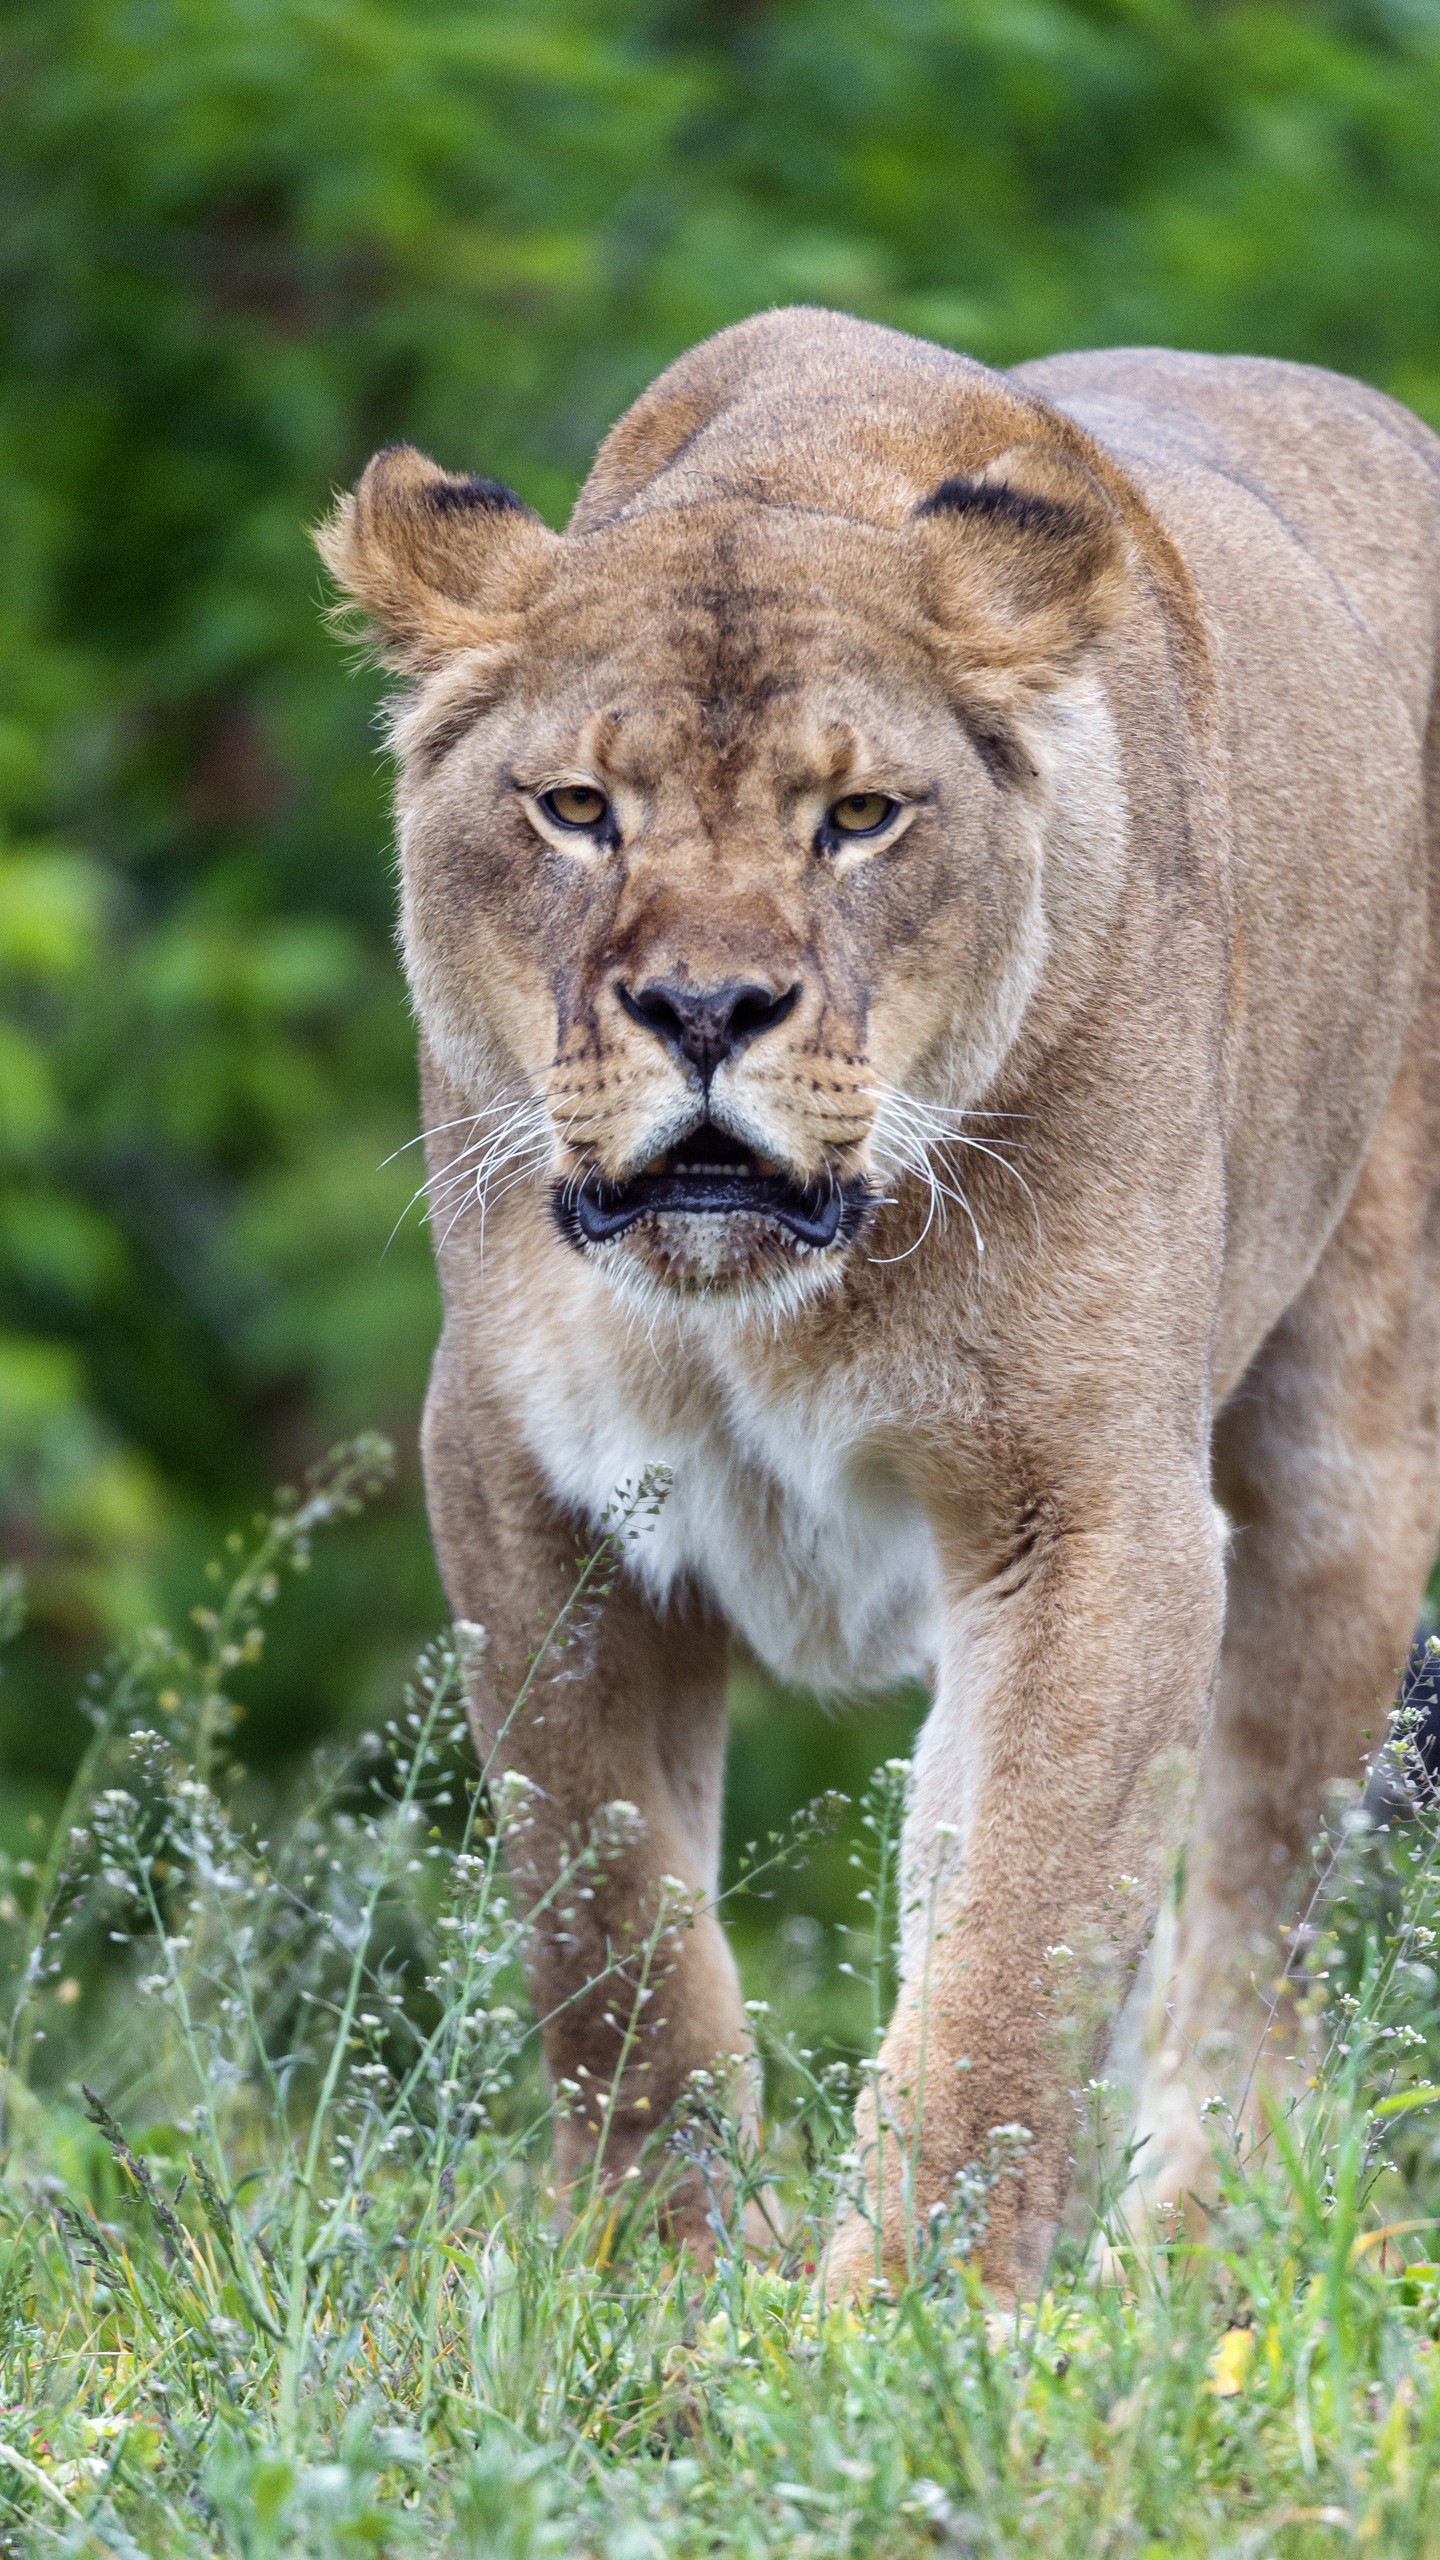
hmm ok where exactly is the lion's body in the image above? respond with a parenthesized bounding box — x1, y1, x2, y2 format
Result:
(1022, 347, 1440, 1385)
(322, 311, 1440, 2293)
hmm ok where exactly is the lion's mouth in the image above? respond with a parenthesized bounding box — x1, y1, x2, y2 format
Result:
(557, 1122, 869, 1252)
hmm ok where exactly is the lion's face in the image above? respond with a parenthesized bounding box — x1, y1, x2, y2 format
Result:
(322, 433, 1129, 1312)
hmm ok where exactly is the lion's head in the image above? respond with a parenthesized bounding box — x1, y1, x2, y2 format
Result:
(320, 311, 1138, 1316)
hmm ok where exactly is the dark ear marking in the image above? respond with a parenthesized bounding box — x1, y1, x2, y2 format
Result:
(915, 478, 1081, 540)
(956, 704, 1039, 788)
(315, 441, 560, 671)
(913, 439, 1131, 727)
(427, 474, 533, 516)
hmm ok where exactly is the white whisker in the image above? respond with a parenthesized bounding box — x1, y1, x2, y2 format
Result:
(416, 1088, 560, 1265)
(862, 1077, 1028, 1269)
(933, 1131, 1041, 1237)
(380, 1081, 553, 1259)
(379, 1080, 535, 1166)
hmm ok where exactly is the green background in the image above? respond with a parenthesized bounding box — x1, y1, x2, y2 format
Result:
(4, 0, 1440, 1887)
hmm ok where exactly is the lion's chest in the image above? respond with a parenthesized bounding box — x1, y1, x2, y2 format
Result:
(516, 1343, 941, 1693)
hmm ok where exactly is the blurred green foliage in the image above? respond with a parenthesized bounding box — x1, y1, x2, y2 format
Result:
(4, 0, 1440, 1831)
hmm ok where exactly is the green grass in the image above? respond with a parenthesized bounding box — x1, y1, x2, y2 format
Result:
(4, 1449, 1440, 2557)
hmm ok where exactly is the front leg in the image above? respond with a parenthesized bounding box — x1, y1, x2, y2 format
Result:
(423, 1344, 752, 2248)
(830, 1457, 1225, 2300)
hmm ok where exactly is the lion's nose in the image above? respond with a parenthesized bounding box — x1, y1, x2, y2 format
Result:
(616, 976, 799, 1080)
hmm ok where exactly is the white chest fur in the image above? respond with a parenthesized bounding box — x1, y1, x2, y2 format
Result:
(509, 1301, 941, 1694)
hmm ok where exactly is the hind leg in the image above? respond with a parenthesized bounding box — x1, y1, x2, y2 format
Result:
(1130, 1040, 1440, 2226)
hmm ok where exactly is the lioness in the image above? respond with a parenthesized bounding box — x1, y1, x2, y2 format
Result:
(321, 308, 1440, 2297)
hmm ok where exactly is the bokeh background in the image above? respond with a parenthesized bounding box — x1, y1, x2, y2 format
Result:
(5, 0, 1440, 1911)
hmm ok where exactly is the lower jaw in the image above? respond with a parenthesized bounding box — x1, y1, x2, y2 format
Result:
(591, 1210, 846, 1295)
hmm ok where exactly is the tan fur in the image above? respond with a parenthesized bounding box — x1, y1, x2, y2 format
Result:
(320, 309, 1440, 2296)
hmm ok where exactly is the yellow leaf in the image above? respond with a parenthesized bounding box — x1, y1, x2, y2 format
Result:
(1349, 2220, 1437, 2268)
(1207, 2327, 1255, 2397)
(593, 2203, 621, 2270)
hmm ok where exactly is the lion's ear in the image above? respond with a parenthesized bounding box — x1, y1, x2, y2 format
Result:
(914, 444, 1131, 763)
(315, 444, 561, 672)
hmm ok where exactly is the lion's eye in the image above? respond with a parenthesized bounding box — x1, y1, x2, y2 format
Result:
(540, 784, 610, 831)
(828, 792, 898, 837)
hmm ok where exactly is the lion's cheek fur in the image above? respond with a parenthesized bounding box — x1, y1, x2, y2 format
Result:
(397, 775, 602, 1132)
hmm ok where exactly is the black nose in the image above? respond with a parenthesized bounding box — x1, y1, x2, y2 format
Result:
(616, 977, 799, 1080)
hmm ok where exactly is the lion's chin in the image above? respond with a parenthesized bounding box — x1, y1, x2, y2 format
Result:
(572, 1207, 856, 1323)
